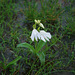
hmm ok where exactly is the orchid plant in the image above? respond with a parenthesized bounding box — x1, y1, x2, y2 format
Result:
(17, 20, 51, 65)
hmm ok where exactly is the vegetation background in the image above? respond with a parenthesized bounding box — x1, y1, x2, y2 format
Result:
(0, 0, 75, 75)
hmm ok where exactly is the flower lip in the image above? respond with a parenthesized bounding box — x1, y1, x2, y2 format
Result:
(30, 29, 40, 41)
(39, 30, 51, 42)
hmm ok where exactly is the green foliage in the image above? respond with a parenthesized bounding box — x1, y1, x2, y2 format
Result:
(17, 41, 46, 66)
(23, 0, 63, 22)
(17, 42, 35, 53)
(0, 53, 22, 70)
(5, 56, 22, 69)
(35, 40, 46, 53)
(0, 0, 16, 24)
(62, 0, 75, 36)
(64, 16, 75, 35)
(37, 52, 45, 65)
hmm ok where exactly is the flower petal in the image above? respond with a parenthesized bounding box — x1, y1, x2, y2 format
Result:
(39, 23, 44, 28)
(46, 33, 51, 39)
(37, 20, 41, 24)
(40, 30, 51, 39)
(30, 29, 40, 41)
(40, 35, 46, 42)
(39, 30, 51, 42)
(35, 19, 38, 23)
(30, 30, 35, 41)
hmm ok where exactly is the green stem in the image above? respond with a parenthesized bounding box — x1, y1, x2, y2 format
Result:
(34, 40, 37, 49)
(33, 24, 36, 29)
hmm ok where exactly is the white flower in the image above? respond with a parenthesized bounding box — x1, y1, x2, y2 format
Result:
(34, 19, 44, 29)
(30, 29, 51, 42)
(40, 30, 51, 42)
(35, 20, 41, 24)
(30, 29, 40, 41)
(39, 23, 44, 29)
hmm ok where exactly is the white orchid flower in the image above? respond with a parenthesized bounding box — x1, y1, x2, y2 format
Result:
(39, 23, 44, 29)
(30, 29, 40, 41)
(34, 19, 44, 29)
(40, 30, 51, 42)
(35, 20, 41, 24)
(37, 20, 41, 24)
(34, 19, 38, 23)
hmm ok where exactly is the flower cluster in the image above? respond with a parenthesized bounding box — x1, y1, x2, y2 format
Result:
(35, 20, 44, 29)
(30, 20, 51, 42)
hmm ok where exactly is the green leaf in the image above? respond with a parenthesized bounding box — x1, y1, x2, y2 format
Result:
(0, 61, 2, 64)
(17, 42, 35, 53)
(4, 56, 22, 69)
(37, 52, 45, 65)
(35, 40, 46, 53)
